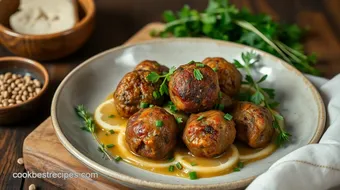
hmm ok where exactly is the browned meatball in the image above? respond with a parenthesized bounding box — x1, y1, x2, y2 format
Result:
(232, 101, 274, 148)
(125, 107, 178, 160)
(202, 57, 242, 97)
(113, 70, 163, 118)
(182, 110, 236, 158)
(134, 60, 169, 74)
(168, 62, 219, 113)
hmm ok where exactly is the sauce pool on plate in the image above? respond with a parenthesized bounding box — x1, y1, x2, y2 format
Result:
(94, 99, 278, 179)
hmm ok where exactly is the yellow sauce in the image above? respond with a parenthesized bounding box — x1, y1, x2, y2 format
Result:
(94, 98, 277, 179)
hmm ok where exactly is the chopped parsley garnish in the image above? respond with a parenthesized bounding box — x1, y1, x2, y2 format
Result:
(168, 165, 175, 172)
(224, 113, 233, 120)
(212, 67, 218, 72)
(175, 162, 183, 170)
(193, 69, 203, 80)
(140, 102, 149, 108)
(109, 129, 115, 134)
(153, 0, 320, 75)
(156, 120, 163, 127)
(153, 91, 160, 99)
(197, 115, 205, 121)
(108, 114, 115, 118)
(114, 156, 122, 162)
(233, 161, 244, 172)
(176, 117, 183, 123)
(106, 144, 115, 148)
(196, 63, 205, 67)
(189, 171, 198, 180)
(190, 162, 197, 166)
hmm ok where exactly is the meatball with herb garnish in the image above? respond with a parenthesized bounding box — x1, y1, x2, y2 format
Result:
(168, 62, 220, 113)
(134, 60, 169, 74)
(125, 106, 178, 160)
(232, 101, 274, 148)
(113, 70, 164, 118)
(202, 57, 242, 97)
(183, 110, 236, 158)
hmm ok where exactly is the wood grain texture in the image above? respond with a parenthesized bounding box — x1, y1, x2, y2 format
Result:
(23, 118, 129, 190)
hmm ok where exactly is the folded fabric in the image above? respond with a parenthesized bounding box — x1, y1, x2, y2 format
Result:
(247, 74, 340, 190)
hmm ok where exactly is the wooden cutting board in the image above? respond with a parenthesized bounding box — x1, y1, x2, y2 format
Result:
(22, 22, 164, 190)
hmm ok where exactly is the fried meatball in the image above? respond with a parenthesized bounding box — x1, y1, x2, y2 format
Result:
(202, 57, 242, 96)
(168, 62, 219, 113)
(113, 70, 163, 118)
(125, 107, 178, 160)
(134, 60, 169, 74)
(183, 110, 236, 158)
(232, 101, 274, 148)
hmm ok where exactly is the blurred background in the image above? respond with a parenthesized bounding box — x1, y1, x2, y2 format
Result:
(1, 0, 339, 77)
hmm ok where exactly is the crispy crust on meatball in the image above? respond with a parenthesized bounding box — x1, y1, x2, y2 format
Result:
(183, 110, 236, 158)
(113, 70, 163, 118)
(125, 107, 178, 160)
(202, 57, 242, 97)
(232, 101, 274, 148)
(134, 60, 169, 74)
(169, 63, 220, 113)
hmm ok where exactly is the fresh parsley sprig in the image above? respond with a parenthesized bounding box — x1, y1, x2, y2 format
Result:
(147, 66, 176, 95)
(151, 0, 320, 75)
(75, 105, 113, 160)
(234, 51, 291, 146)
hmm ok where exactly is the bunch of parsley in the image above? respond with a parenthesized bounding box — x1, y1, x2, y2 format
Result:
(151, 0, 319, 75)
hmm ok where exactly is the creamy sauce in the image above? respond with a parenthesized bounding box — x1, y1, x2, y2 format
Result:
(94, 99, 278, 179)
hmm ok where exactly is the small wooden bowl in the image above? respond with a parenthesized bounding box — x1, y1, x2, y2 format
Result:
(0, 0, 95, 61)
(0, 57, 49, 125)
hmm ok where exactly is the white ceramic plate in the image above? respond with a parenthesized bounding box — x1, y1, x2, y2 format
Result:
(51, 38, 326, 190)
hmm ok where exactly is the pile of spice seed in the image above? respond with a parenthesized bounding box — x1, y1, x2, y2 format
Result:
(0, 72, 42, 107)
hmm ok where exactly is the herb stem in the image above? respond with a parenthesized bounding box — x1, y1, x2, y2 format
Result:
(234, 20, 291, 64)
(76, 105, 113, 160)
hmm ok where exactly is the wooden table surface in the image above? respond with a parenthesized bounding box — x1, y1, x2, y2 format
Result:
(1, 0, 339, 189)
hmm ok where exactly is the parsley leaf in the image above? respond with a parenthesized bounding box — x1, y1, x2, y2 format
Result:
(251, 91, 265, 105)
(146, 72, 160, 83)
(257, 75, 268, 83)
(193, 69, 203, 80)
(176, 117, 183, 123)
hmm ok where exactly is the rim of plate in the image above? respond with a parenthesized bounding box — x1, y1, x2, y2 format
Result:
(51, 38, 326, 190)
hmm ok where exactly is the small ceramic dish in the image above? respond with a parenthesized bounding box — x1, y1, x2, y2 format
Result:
(52, 38, 326, 190)
(0, 0, 95, 61)
(0, 56, 49, 125)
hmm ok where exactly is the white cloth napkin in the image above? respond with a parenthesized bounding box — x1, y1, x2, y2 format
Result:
(247, 74, 340, 190)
